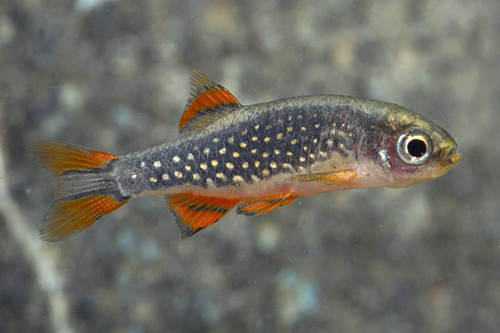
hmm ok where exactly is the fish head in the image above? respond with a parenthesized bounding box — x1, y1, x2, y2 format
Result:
(358, 103, 461, 188)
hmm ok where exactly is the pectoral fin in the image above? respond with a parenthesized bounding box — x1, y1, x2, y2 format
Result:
(292, 169, 358, 185)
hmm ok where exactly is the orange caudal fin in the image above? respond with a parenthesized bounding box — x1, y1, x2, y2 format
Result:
(165, 193, 240, 238)
(236, 192, 298, 216)
(41, 195, 128, 241)
(31, 141, 129, 241)
(31, 141, 118, 176)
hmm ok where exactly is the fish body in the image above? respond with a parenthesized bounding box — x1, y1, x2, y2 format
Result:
(32, 72, 461, 241)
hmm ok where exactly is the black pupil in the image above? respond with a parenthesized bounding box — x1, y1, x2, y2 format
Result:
(407, 139, 427, 157)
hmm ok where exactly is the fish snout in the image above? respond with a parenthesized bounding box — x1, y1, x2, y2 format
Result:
(441, 146, 461, 168)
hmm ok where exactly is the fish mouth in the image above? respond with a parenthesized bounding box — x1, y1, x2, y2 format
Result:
(437, 146, 461, 175)
(423, 149, 460, 182)
(449, 153, 461, 165)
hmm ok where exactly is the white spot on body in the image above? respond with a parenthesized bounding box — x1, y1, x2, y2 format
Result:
(251, 175, 260, 182)
(242, 162, 249, 169)
(193, 173, 201, 181)
(228, 137, 234, 144)
(216, 172, 226, 180)
(173, 156, 181, 163)
(233, 152, 240, 158)
(211, 160, 219, 167)
(276, 133, 283, 140)
(291, 139, 298, 145)
(131, 174, 137, 179)
(252, 136, 258, 141)
(254, 161, 260, 168)
(162, 174, 169, 181)
(153, 161, 161, 168)
(264, 137, 270, 143)
(213, 138, 220, 143)
(274, 149, 280, 155)
(240, 142, 247, 148)
(262, 152, 269, 158)
(262, 169, 270, 177)
(200, 163, 208, 170)
(270, 162, 277, 169)
(140, 161, 146, 168)
(174, 171, 183, 178)
(203, 147, 210, 155)
(233, 175, 243, 182)
(219, 148, 226, 154)
(150, 177, 157, 183)
(185, 165, 192, 171)
(187, 153, 194, 160)
(226, 162, 234, 170)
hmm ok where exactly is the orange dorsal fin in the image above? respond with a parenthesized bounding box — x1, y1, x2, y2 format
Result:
(236, 192, 298, 216)
(178, 71, 242, 136)
(31, 141, 117, 176)
(166, 193, 240, 238)
(41, 195, 128, 242)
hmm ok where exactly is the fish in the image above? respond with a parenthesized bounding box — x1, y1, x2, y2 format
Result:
(31, 71, 461, 242)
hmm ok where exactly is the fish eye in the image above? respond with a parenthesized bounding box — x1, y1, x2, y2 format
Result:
(396, 129, 433, 165)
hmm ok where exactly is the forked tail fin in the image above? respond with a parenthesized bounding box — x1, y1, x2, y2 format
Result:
(31, 141, 129, 242)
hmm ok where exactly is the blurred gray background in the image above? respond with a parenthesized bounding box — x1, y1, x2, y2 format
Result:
(0, 0, 498, 332)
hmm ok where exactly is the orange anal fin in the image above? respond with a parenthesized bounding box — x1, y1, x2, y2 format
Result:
(166, 193, 240, 238)
(236, 192, 298, 216)
(178, 71, 241, 133)
(41, 195, 128, 242)
(292, 169, 358, 185)
(31, 141, 117, 175)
